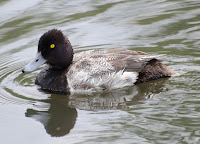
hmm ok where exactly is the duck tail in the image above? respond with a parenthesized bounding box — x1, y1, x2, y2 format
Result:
(136, 59, 179, 84)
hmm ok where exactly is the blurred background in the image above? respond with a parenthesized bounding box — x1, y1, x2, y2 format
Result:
(0, 0, 200, 143)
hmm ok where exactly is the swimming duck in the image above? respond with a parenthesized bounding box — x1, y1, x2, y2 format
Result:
(22, 29, 176, 94)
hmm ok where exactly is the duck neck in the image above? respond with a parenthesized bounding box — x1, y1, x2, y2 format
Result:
(64, 44, 74, 69)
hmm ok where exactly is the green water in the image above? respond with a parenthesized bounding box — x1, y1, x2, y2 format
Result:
(0, 0, 200, 143)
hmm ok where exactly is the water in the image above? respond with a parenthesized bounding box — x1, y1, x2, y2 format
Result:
(0, 0, 200, 143)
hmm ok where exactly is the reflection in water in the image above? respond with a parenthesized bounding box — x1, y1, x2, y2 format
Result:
(0, 0, 199, 143)
(68, 78, 169, 111)
(25, 95, 77, 137)
(25, 78, 169, 137)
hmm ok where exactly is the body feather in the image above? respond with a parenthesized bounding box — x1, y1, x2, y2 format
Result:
(67, 49, 164, 92)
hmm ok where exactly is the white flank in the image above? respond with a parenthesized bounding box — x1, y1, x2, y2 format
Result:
(67, 70, 138, 93)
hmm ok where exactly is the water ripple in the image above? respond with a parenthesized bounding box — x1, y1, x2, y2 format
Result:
(0, 0, 200, 143)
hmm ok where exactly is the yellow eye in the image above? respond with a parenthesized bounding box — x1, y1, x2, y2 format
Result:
(50, 44, 55, 48)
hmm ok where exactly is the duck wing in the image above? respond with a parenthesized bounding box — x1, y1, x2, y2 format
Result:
(109, 51, 165, 73)
(74, 49, 164, 73)
(68, 49, 168, 91)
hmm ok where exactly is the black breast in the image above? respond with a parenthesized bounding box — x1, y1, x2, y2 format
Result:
(35, 66, 69, 94)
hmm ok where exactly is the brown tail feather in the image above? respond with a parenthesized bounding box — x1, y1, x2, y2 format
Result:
(136, 59, 175, 84)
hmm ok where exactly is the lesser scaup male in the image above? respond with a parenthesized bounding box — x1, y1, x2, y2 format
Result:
(22, 29, 177, 94)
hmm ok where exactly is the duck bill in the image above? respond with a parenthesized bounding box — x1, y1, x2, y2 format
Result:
(22, 52, 46, 73)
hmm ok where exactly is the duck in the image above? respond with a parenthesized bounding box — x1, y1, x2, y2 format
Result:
(22, 29, 177, 94)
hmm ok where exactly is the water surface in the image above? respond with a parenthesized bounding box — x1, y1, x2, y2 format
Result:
(0, 0, 200, 143)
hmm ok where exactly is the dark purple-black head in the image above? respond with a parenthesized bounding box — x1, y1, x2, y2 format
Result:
(22, 29, 73, 73)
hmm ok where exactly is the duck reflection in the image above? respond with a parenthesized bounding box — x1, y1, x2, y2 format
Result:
(25, 78, 169, 137)
(68, 78, 169, 110)
(25, 95, 77, 137)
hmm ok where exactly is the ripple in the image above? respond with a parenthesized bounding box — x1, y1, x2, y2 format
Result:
(0, 0, 200, 143)
(0, 0, 44, 23)
(0, 52, 50, 105)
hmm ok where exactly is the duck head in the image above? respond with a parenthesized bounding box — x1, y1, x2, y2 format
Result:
(22, 29, 73, 72)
